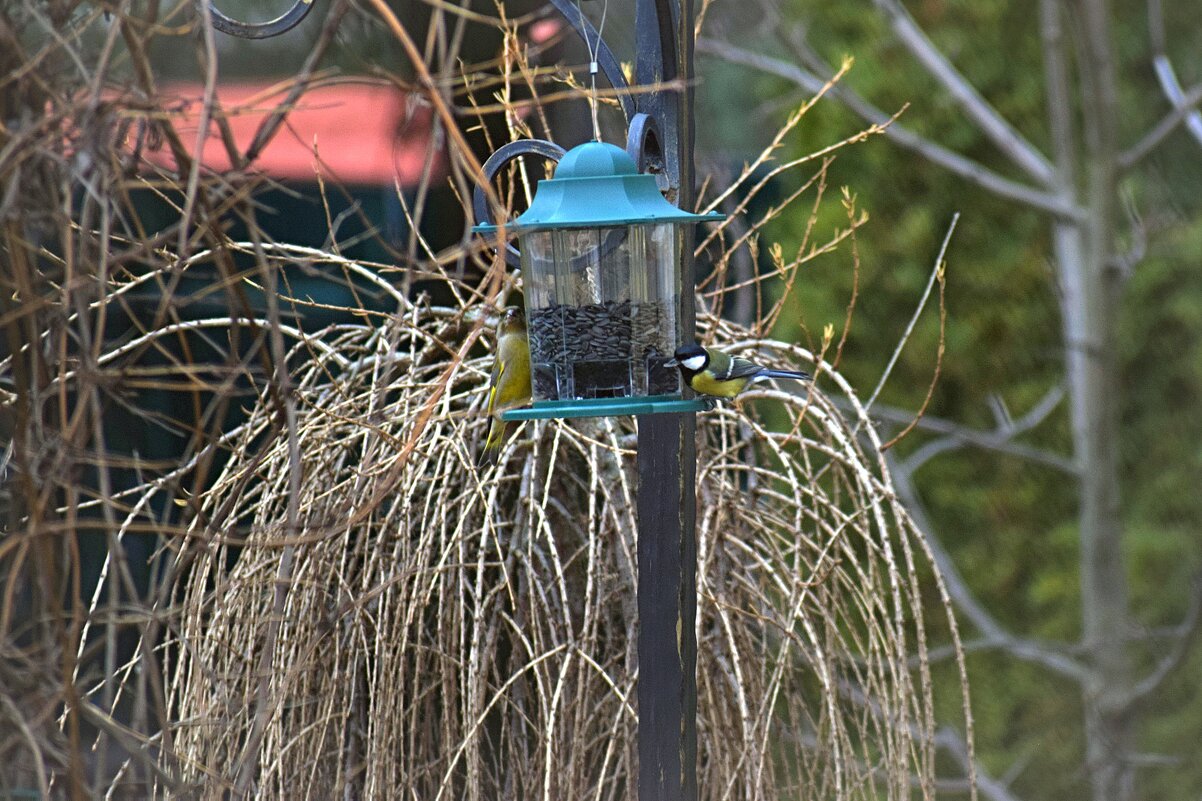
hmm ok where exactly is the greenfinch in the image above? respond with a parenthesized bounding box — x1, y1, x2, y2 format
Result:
(479, 308, 531, 465)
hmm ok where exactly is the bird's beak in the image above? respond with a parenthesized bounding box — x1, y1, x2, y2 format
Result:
(663, 358, 679, 368)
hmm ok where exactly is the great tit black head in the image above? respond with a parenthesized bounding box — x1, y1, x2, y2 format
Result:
(665, 343, 708, 371)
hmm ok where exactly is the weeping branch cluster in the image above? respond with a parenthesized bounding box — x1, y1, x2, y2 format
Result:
(160, 284, 971, 799)
(0, 0, 971, 797)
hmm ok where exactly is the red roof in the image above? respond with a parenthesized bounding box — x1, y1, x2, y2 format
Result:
(141, 81, 444, 187)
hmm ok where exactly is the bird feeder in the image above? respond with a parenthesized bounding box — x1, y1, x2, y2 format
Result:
(475, 141, 722, 420)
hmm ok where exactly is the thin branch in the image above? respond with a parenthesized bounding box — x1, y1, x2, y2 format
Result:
(1118, 79, 1202, 169)
(878, 253, 945, 452)
(866, 213, 957, 415)
(896, 385, 1073, 475)
(1122, 575, 1202, 710)
(697, 38, 1082, 220)
(1110, 188, 1147, 279)
(870, 0, 1054, 183)
(886, 452, 1091, 682)
(176, 0, 219, 263)
(1039, 0, 1076, 200)
(230, 217, 305, 797)
(243, 0, 354, 163)
(923, 634, 1077, 666)
(934, 727, 1026, 801)
(1139, 0, 1202, 159)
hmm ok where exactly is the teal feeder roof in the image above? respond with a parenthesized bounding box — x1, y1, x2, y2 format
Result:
(474, 141, 724, 233)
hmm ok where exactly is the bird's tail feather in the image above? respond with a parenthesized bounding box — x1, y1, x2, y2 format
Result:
(478, 418, 508, 466)
(759, 368, 811, 382)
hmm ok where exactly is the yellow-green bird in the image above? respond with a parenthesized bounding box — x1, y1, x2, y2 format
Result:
(479, 307, 531, 465)
(665, 342, 810, 398)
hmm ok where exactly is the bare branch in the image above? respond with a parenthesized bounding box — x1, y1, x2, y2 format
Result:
(886, 452, 1091, 682)
(866, 214, 957, 416)
(1109, 189, 1147, 279)
(870, 0, 1055, 184)
(244, 0, 355, 163)
(1139, 0, 1202, 159)
(987, 394, 1014, 430)
(935, 727, 1026, 801)
(893, 385, 1074, 475)
(1039, 0, 1076, 195)
(697, 38, 1082, 220)
(1123, 575, 1202, 710)
(1118, 79, 1202, 170)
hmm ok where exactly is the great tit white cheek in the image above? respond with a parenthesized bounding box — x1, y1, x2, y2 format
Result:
(681, 354, 707, 371)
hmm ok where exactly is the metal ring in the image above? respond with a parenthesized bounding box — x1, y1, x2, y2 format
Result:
(473, 139, 566, 269)
(473, 139, 631, 273)
(204, 0, 317, 39)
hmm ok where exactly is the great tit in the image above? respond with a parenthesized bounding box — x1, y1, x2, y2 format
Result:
(479, 308, 531, 465)
(665, 342, 810, 398)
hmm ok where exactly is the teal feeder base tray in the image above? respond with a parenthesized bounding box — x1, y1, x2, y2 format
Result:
(500, 394, 714, 421)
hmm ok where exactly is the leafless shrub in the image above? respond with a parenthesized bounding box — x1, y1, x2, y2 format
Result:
(0, 0, 971, 798)
(157, 284, 968, 800)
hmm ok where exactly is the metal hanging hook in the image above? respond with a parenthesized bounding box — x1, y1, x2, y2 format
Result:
(202, 0, 317, 39)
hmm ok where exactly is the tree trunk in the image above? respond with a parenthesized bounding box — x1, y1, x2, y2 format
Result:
(1054, 211, 1134, 801)
(1048, 1, 1134, 799)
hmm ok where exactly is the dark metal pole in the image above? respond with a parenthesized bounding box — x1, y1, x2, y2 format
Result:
(636, 0, 697, 799)
(636, 413, 696, 801)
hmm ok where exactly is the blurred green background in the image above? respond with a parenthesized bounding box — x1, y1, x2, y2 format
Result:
(697, 1, 1202, 798)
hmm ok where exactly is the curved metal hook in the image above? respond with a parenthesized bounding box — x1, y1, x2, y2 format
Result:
(204, 0, 317, 39)
(472, 139, 566, 269)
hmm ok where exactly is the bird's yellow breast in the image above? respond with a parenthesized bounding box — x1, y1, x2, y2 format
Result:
(689, 372, 747, 398)
(493, 332, 532, 408)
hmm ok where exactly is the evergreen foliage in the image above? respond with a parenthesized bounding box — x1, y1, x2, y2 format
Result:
(700, 1, 1202, 797)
